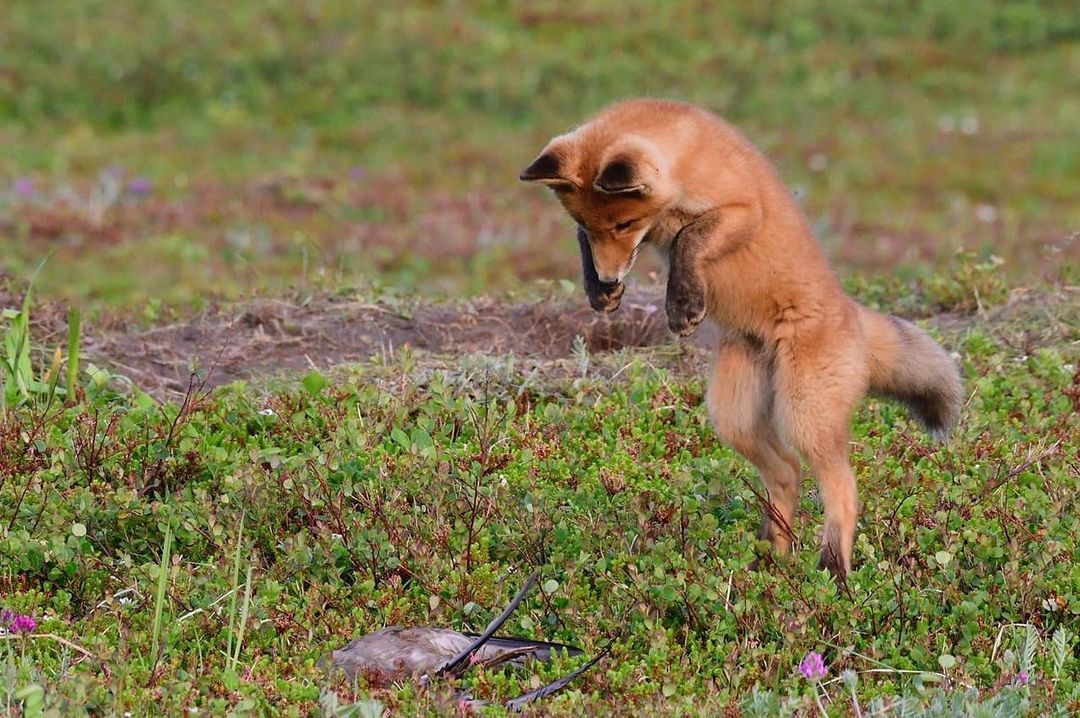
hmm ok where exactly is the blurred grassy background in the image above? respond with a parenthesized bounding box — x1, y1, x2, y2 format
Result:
(1, 0, 1077, 314)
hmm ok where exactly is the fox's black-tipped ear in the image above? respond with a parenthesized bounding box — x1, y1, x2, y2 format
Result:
(520, 153, 580, 191)
(520, 136, 582, 191)
(594, 158, 650, 195)
(593, 135, 668, 197)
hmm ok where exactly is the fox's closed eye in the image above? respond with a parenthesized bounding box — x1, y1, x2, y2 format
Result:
(614, 219, 637, 232)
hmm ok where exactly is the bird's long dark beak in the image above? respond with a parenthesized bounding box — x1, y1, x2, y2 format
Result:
(435, 570, 540, 679)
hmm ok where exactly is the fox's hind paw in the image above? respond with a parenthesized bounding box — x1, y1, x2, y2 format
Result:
(587, 281, 624, 313)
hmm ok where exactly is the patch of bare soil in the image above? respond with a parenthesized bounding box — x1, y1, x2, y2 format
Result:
(77, 285, 720, 398)
(6, 284, 1076, 401)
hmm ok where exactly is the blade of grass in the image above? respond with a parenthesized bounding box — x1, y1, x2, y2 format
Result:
(9, 263, 43, 402)
(5, 304, 31, 402)
(225, 513, 245, 663)
(42, 346, 62, 408)
(151, 524, 173, 664)
(0, 325, 6, 414)
(230, 565, 255, 674)
(2, 263, 46, 408)
(66, 307, 80, 401)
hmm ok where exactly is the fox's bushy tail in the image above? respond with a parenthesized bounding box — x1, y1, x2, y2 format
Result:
(860, 306, 963, 440)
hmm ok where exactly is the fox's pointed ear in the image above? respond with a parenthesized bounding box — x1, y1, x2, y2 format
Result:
(520, 137, 582, 191)
(593, 136, 668, 197)
(594, 159, 650, 195)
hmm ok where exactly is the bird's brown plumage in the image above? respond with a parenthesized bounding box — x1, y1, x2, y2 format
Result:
(331, 627, 582, 686)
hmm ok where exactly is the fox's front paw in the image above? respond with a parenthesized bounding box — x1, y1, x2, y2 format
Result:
(666, 288, 706, 336)
(587, 281, 624, 313)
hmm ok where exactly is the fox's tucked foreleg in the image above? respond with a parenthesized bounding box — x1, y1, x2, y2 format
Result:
(665, 211, 722, 336)
(576, 226, 625, 313)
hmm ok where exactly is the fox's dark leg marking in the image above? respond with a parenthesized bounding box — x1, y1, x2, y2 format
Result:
(577, 226, 624, 313)
(666, 211, 721, 336)
(817, 524, 848, 584)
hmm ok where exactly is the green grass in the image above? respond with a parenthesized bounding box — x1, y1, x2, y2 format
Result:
(0, 2, 1078, 714)
(0, 285, 1077, 714)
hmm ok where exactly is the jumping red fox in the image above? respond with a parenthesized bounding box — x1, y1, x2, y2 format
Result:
(521, 99, 962, 580)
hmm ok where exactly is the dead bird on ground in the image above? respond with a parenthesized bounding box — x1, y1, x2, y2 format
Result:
(329, 571, 612, 710)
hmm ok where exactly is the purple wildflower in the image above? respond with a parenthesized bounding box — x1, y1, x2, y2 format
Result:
(9, 614, 36, 634)
(12, 177, 35, 199)
(799, 651, 828, 681)
(127, 176, 153, 197)
(0, 609, 12, 625)
(349, 165, 367, 182)
(1013, 670, 1030, 685)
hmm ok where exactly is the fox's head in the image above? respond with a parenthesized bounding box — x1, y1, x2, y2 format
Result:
(520, 133, 675, 284)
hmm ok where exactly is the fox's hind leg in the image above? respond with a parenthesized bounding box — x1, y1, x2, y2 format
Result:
(707, 336, 802, 555)
(772, 321, 869, 581)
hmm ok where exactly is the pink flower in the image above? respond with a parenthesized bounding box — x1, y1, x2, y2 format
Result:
(799, 651, 827, 681)
(127, 177, 153, 197)
(9, 614, 36, 634)
(1014, 670, 1030, 685)
(12, 178, 35, 199)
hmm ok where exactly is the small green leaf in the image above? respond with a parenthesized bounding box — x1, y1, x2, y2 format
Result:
(14, 684, 44, 718)
(934, 550, 953, 567)
(355, 700, 385, 718)
(412, 428, 433, 451)
(301, 371, 326, 395)
(542, 579, 559, 594)
(71, 523, 86, 537)
(938, 653, 956, 670)
(391, 428, 411, 450)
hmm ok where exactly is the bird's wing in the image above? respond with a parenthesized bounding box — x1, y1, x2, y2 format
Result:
(436, 570, 539, 678)
(466, 635, 584, 664)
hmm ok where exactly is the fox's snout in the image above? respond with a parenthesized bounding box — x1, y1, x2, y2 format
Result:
(587, 234, 641, 283)
(591, 255, 629, 284)
(595, 269, 623, 284)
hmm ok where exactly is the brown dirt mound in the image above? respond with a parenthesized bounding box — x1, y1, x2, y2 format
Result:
(6, 283, 1076, 401)
(76, 285, 720, 398)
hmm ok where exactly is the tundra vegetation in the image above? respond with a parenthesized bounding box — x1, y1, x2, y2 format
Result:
(0, 1, 1077, 715)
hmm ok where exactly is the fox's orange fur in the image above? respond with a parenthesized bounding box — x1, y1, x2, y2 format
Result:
(521, 99, 963, 579)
